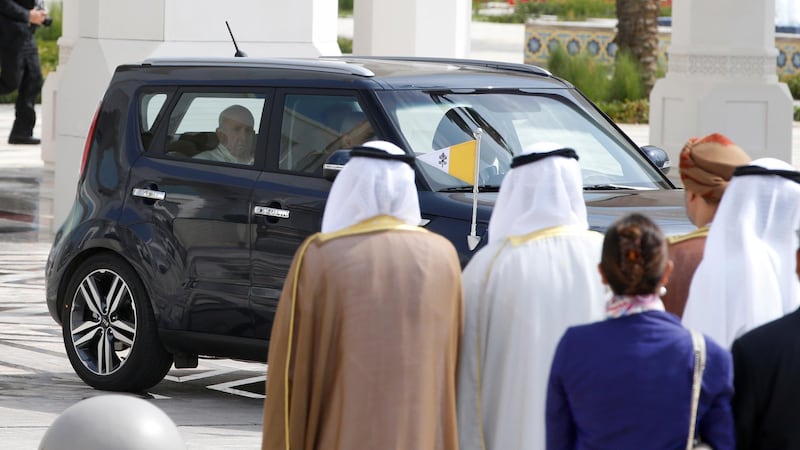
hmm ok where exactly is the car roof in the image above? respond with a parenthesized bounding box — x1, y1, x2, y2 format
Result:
(138, 56, 571, 90)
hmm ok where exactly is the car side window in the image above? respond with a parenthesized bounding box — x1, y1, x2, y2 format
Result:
(279, 94, 375, 175)
(165, 93, 266, 167)
(139, 92, 169, 150)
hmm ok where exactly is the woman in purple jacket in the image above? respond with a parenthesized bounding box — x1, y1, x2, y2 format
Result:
(546, 213, 734, 450)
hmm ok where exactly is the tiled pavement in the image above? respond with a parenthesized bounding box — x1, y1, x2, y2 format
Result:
(0, 242, 268, 448)
(0, 106, 267, 448)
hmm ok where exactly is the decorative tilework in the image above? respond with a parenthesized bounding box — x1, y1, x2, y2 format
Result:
(606, 41, 618, 59)
(528, 36, 541, 54)
(525, 21, 800, 77)
(777, 37, 800, 75)
(567, 38, 580, 55)
(587, 39, 600, 56)
(525, 21, 661, 67)
(547, 37, 560, 53)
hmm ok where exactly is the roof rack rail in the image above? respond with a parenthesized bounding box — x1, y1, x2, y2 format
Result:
(329, 55, 552, 77)
(141, 57, 375, 77)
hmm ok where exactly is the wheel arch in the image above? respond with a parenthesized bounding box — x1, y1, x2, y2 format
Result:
(56, 245, 156, 323)
(52, 218, 187, 331)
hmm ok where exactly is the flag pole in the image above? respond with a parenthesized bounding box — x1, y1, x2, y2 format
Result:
(467, 128, 483, 251)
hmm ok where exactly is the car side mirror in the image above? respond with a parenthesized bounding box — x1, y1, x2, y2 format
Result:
(323, 149, 352, 181)
(641, 145, 671, 175)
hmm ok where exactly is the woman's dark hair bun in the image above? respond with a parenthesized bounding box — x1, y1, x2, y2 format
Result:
(600, 213, 668, 295)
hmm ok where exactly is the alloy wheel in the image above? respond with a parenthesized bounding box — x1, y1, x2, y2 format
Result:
(68, 268, 138, 376)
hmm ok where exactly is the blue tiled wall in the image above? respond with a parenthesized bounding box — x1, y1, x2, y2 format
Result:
(525, 21, 800, 77)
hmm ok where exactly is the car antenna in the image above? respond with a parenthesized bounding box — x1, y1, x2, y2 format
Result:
(225, 21, 247, 57)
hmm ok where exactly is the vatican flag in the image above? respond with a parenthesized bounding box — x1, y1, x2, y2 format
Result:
(417, 140, 477, 185)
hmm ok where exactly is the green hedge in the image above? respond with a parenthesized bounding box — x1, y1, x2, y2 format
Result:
(36, 1, 62, 42)
(546, 46, 644, 102)
(597, 99, 650, 124)
(783, 73, 800, 99)
(474, 0, 671, 23)
(338, 37, 353, 54)
(339, 0, 353, 15)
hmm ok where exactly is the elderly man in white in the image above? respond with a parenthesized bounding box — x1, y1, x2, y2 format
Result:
(195, 104, 256, 165)
(457, 143, 607, 450)
(682, 158, 800, 349)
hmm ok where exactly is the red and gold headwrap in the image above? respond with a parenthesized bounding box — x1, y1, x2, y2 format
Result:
(678, 133, 752, 203)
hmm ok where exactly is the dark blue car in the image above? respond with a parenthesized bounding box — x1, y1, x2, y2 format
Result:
(45, 56, 692, 391)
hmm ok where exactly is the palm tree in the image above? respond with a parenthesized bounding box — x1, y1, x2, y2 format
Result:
(614, 0, 660, 93)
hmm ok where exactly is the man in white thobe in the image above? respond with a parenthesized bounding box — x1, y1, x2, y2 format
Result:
(682, 158, 800, 349)
(457, 143, 607, 450)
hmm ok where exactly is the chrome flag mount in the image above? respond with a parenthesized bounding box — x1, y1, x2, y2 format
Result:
(467, 128, 483, 251)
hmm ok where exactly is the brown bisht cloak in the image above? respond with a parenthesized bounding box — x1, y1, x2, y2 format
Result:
(664, 226, 709, 318)
(262, 216, 462, 450)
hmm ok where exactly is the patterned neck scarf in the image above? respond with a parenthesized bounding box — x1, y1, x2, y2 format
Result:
(606, 293, 665, 319)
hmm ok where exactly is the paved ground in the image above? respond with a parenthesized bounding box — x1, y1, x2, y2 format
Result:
(0, 106, 268, 449)
(0, 104, 48, 246)
(1, 19, 799, 449)
(0, 191, 267, 445)
(0, 242, 268, 449)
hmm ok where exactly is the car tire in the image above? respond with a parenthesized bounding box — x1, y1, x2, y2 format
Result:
(61, 253, 173, 392)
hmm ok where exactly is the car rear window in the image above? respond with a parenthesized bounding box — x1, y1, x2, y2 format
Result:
(139, 92, 170, 150)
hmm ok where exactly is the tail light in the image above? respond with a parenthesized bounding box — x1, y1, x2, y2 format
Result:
(80, 105, 101, 178)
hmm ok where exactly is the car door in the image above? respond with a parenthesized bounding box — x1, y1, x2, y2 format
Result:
(123, 88, 270, 339)
(249, 90, 377, 339)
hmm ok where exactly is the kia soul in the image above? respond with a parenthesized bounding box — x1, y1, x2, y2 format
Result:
(45, 56, 692, 392)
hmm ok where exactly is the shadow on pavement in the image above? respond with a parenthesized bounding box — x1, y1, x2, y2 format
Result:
(0, 168, 49, 243)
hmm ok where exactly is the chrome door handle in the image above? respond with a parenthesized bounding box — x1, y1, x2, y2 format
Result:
(132, 188, 166, 201)
(254, 205, 290, 219)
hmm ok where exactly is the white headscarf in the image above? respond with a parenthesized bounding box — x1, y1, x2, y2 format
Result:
(683, 157, 800, 348)
(487, 142, 588, 244)
(321, 140, 422, 233)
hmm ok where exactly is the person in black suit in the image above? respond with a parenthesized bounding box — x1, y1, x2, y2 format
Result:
(0, 0, 47, 144)
(732, 229, 800, 449)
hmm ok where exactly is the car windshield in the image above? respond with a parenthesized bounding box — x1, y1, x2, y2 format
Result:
(375, 90, 669, 191)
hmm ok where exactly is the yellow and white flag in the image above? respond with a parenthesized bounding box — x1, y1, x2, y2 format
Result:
(417, 140, 477, 185)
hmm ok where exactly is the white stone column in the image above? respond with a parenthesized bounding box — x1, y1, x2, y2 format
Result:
(39, 0, 78, 233)
(353, 0, 471, 57)
(48, 0, 340, 228)
(649, 0, 793, 167)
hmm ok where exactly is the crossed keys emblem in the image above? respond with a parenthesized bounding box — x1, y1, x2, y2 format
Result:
(438, 152, 448, 168)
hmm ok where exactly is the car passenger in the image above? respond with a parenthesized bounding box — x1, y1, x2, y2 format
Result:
(195, 104, 255, 164)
